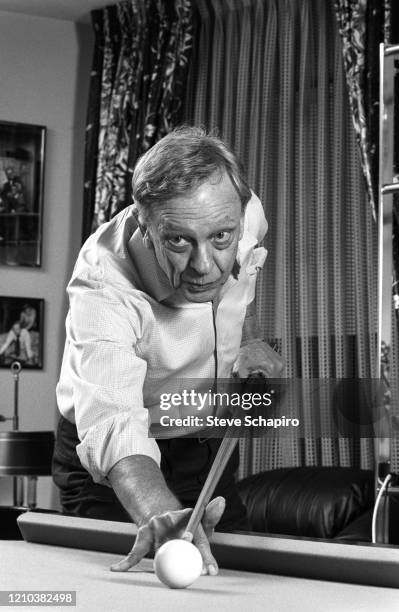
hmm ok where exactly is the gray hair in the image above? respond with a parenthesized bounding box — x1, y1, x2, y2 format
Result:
(132, 126, 251, 218)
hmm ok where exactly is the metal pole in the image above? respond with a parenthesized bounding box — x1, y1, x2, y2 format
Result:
(11, 361, 21, 431)
(11, 361, 22, 506)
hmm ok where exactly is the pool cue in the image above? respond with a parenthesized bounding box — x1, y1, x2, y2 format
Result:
(184, 372, 268, 538)
(184, 420, 242, 539)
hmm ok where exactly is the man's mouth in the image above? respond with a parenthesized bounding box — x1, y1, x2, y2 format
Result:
(184, 280, 218, 292)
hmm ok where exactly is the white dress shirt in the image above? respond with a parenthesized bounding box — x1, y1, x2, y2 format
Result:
(56, 194, 267, 484)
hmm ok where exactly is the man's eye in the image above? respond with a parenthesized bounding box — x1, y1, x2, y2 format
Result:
(167, 236, 189, 247)
(213, 231, 231, 244)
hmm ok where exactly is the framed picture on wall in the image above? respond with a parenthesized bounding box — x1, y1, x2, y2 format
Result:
(0, 296, 44, 369)
(0, 121, 46, 267)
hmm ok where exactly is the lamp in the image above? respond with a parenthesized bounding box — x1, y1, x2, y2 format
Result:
(0, 361, 54, 508)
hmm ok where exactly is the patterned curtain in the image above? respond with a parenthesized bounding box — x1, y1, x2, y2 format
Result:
(82, 0, 193, 240)
(81, 0, 380, 477)
(183, 0, 377, 477)
(333, 0, 387, 221)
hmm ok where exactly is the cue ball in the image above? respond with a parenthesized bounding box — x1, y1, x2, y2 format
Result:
(154, 539, 203, 589)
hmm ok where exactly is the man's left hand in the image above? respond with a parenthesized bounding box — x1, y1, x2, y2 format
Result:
(234, 339, 285, 379)
(110, 497, 225, 575)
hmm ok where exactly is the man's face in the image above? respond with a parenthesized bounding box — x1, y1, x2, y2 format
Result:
(144, 172, 244, 303)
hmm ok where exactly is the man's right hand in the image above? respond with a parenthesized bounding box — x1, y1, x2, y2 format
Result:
(110, 497, 225, 575)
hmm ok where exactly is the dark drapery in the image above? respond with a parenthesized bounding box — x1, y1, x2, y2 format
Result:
(82, 0, 193, 240)
(333, 0, 393, 223)
(333, 0, 387, 221)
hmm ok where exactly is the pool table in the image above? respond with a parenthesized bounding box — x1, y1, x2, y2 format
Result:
(1, 512, 399, 611)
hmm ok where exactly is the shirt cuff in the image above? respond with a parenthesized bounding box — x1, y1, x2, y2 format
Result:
(76, 413, 161, 486)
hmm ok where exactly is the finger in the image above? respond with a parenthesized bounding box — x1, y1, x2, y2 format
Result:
(202, 496, 226, 537)
(194, 525, 219, 576)
(110, 523, 153, 572)
(182, 498, 225, 542)
(248, 366, 270, 377)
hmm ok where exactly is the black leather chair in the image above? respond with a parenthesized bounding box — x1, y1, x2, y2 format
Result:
(237, 466, 374, 541)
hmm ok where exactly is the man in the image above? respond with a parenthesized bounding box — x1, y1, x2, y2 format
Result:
(53, 127, 282, 575)
(0, 321, 33, 363)
(1, 167, 25, 212)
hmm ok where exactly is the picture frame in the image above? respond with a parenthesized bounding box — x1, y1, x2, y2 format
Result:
(0, 121, 46, 267)
(0, 297, 44, 369)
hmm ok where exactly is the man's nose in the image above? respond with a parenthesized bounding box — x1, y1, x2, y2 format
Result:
(190, 244, 212, 275)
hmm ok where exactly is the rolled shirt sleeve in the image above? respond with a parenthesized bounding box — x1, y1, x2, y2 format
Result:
(56, 286, 161, 485)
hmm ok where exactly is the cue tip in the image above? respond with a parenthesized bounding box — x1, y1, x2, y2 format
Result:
(181, 531, 194, 542)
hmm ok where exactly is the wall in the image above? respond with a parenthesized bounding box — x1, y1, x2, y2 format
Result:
(0, 11, 94, 507)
